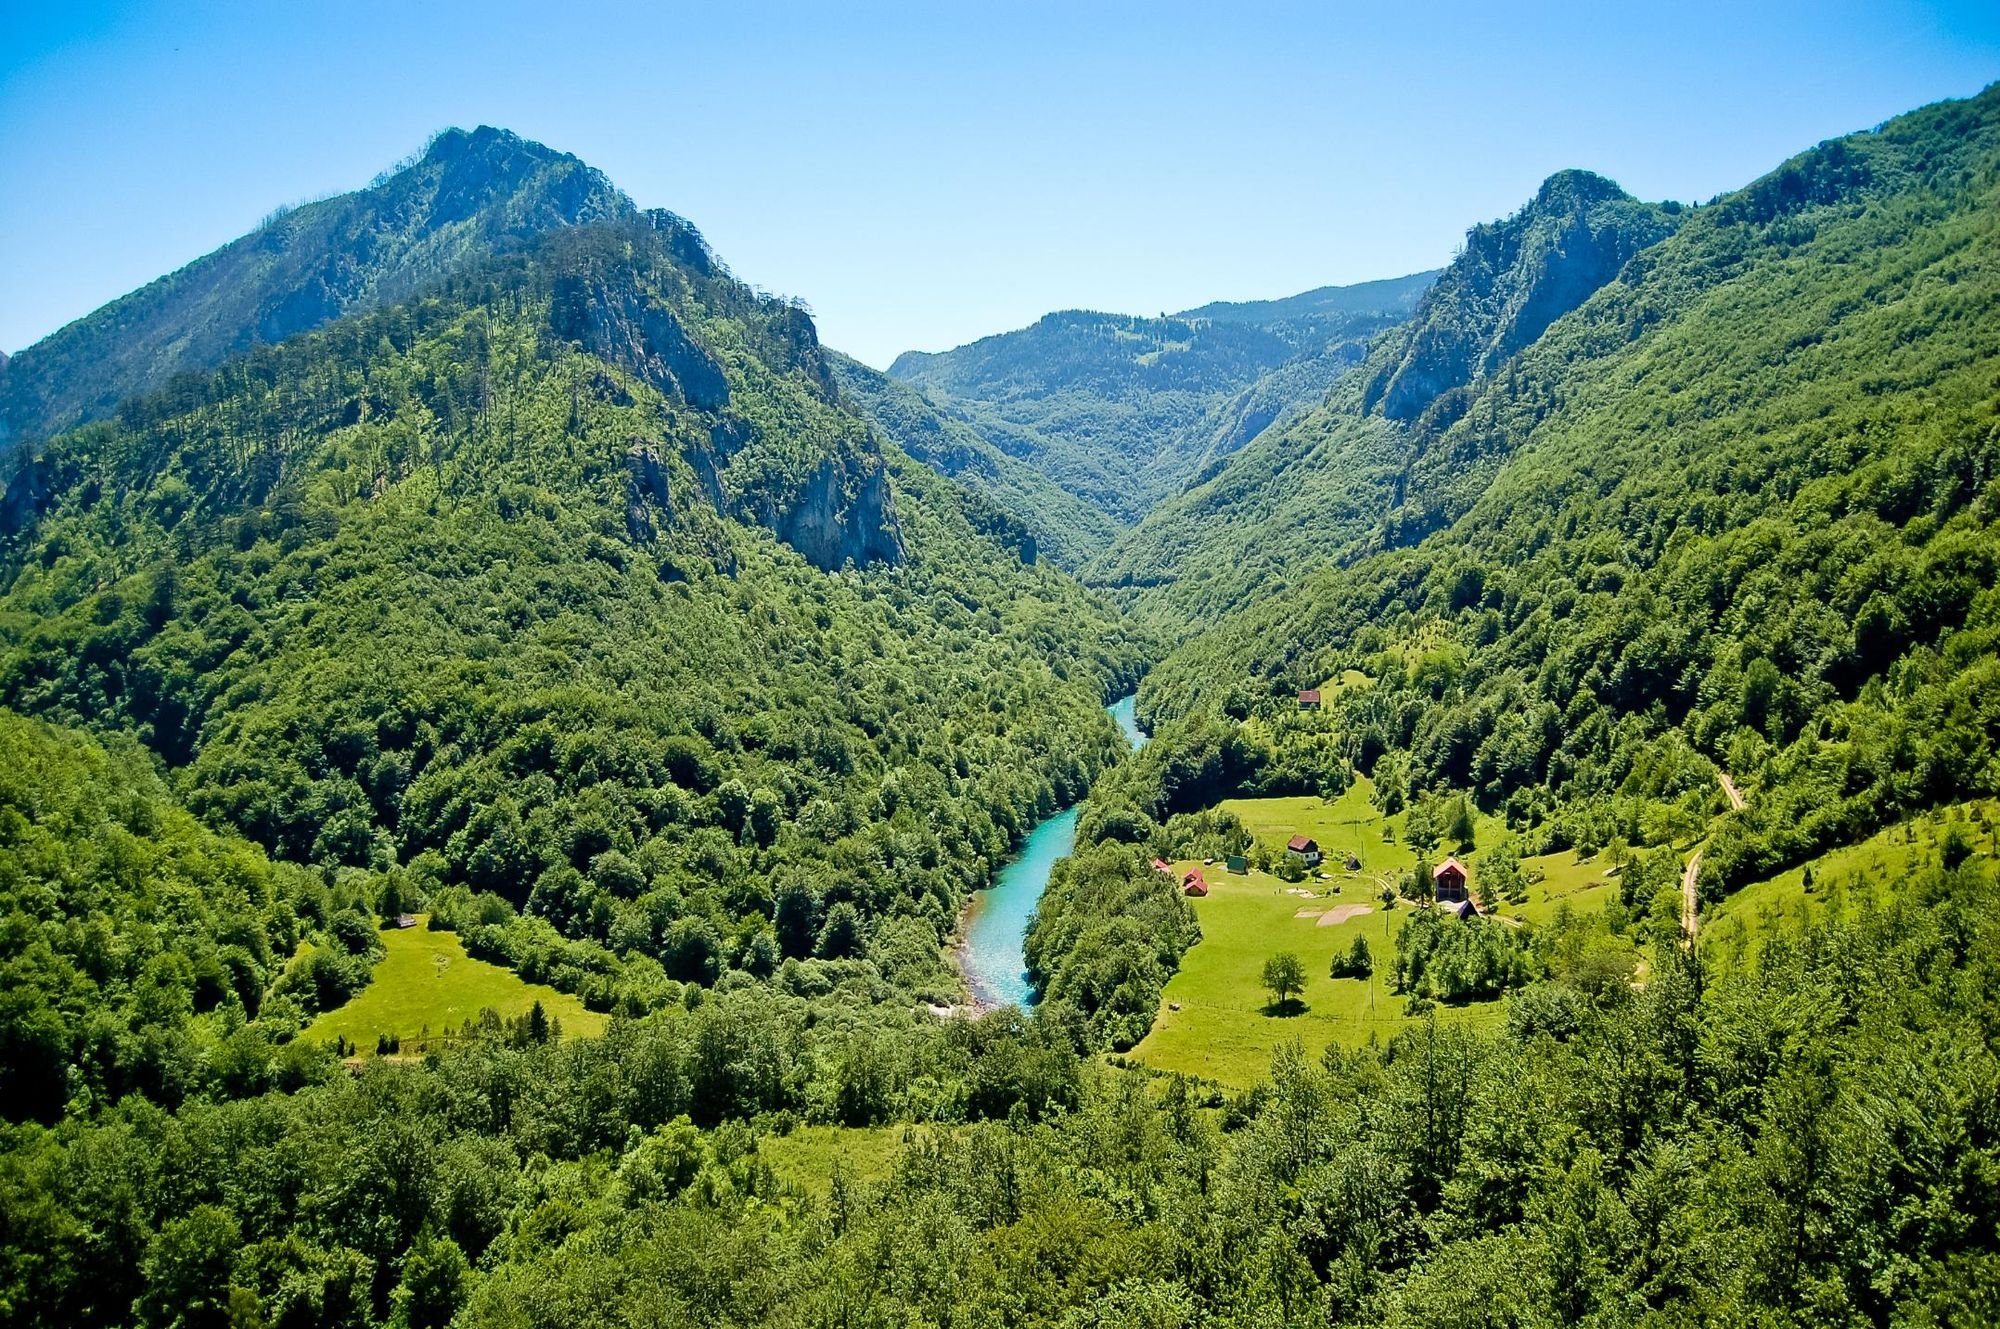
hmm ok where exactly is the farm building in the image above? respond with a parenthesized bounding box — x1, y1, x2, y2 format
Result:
(1433, 857, 1469, 903)
(1297, 689, 1322, 710)
(1438, 896, 1481, 920)
(1182, 868, 1210, 897)
(1286, 834, 1322, 867)
(1226, 855, 1249, 874)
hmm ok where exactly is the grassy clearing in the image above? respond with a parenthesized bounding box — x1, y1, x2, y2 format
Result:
(759, 1125, 913, 1196)
(1132, 786, 1513, 1087)
(305, 917, 605, 1052)
(1703, 801, 2000, 962)
(1131, 861, 1505, 1086)
(1496, 848, 1621, 926)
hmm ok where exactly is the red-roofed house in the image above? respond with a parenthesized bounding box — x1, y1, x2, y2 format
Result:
(1433, 857, 1469, 903)
(1151, 857, 1172, 876)
(1182, 868, 1209, 897)
(1286, 834, 1322, 868)
(1297, 689, 1322, 710)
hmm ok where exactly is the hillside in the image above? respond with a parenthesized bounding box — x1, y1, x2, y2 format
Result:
(882, 275, 1433, 556)
(0, 126, 634, 449)
(0, 200, 1144, 1025)
(1123, 83, 2000, 903)
(1089, 172, 1683, 618)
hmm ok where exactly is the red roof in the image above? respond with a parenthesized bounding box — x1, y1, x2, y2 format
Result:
(1298, 690, 1322, 704)
(1433, 857, 1468, 880)
(1182, 869, 1209, 896)
(1287, 834, 1317, 852)
(1150, 857, 1171, 873)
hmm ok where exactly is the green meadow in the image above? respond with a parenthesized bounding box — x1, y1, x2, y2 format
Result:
(1132, 786, 1508, 1087)
(305, 917, 606, 1053)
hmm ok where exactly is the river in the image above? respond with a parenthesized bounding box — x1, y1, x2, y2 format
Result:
(957, 693, 1146, 1008)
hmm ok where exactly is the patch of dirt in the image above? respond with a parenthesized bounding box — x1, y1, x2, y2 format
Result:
(1317, 904, 1376, 927)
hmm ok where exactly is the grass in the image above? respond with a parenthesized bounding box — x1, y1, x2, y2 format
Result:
(1131, 786, 1510, 1087)
(759, 1125, 912, 1197)
(305, 916, 606, 1053)
(1702, 800, 2000, 962)
(1495, 848, 1621, 926)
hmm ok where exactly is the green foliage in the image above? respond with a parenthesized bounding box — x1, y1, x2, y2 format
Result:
(1127, 83, 2000, 899)
(1391, 910, 1535, 1003)
(0, 212, 1143, 1024)
(1260, 951, 1305, 1010)
(1024, 844, 1199, 1050)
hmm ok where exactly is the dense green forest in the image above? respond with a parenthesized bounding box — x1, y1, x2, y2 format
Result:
(0, 201, 1144, 1049)
(1121, 84, 2000, 902)
(4, 74, 2000, 1329)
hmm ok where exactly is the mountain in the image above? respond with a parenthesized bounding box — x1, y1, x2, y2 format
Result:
(1173, 269, 1437, 323)
(1090, 172, 1683, 620)
(1124, 83, 2000, 900)
(0, 126, 634, 448)
(876, 274, 1435, 559)
(0, 142, 1146, 1068)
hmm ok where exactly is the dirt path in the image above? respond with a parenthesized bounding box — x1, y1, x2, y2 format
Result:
(1682, 850, 1702, 941)
(1718, 771, 1745, 811)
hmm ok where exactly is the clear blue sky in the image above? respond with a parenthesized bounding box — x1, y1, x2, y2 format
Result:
(3, 1, 1997, 367)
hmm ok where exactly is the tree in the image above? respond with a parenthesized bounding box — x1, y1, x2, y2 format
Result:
(1331, 935, 1373, 979)
(392, 1232, 469, 1329)
(817, 901, 863, 960)
(1263, 952, 1306, 1012)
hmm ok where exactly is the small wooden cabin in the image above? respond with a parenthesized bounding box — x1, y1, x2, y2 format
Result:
(1226, 854, 1249, 874)
(1297, 689, 1322, 711)
(1182, 868, 1210, 897)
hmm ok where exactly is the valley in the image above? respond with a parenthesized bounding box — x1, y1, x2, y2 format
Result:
(2, 72, 1998, 1329)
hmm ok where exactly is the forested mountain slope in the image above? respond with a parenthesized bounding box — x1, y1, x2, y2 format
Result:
(1132, 82, 2000, 897)
(0, 126, 634, 449)
(881, 274, 1432, 557)
(827, 351, 1116, 566)
(1091, 172, 1682, 620)
(0, 204, 1144, 1028)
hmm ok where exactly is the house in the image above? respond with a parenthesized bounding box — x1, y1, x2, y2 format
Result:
(1344, 853, 1362, 872)
(1297, 689, 1322, 711)
(1286, 834, 1322, 867)
(1438, 896, 1480, 920)
(1182, 868, 1210, 897)
(1226, 854, 1249, 874)
(1150, 857, 1173, 876)
(1433, 857, 1469, 903)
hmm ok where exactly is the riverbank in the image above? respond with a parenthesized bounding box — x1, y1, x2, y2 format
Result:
(949, 694, 1146, 1010)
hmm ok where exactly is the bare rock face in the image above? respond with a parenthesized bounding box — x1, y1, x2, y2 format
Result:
(0, 453, 50, 539)
(624, 443, 672, 543)
(774, 460, 905, 571)
(551, 272, 729, 411)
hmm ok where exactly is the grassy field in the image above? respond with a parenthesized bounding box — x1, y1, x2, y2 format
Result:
(759, 1125, 913, 1196)
(305, 917, 606, 1053)
(1131, 786, 1508, 1087)
(1703, 801, 2000, 961)
(1497, 848, 1621, 926)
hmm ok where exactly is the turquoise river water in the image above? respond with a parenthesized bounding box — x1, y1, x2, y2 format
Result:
(958, 693, 1146, 1007)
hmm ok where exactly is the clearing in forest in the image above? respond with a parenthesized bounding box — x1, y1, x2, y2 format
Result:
(305, 916, 606, 1053)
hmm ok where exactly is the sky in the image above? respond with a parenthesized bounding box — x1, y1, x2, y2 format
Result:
(3, 2, 1998, 368)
